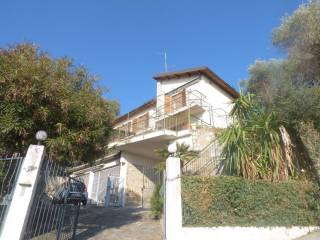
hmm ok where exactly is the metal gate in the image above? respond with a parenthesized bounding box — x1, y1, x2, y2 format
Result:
(0, 154, 24, 232)
(91, 165, 120, 205)
(142, 166, 161, 208)
(105, 176, 124, 207)
(133, 164, 161, 208)
(23, 156, 81, 240)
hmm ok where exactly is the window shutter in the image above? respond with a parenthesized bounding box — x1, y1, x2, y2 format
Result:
(165, 95, 172, 113)
(132, 118, 138, 133)
(181, 89, 186, 107)
(143, 113, 149, 128)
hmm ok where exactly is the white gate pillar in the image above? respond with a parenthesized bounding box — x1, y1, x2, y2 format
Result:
(165, 143, 182, 240)
(1, 145, 45, 240)
(87, 171, 94, 203)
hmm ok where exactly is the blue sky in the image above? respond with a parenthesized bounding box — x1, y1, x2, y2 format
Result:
(0, 0, 302, 114)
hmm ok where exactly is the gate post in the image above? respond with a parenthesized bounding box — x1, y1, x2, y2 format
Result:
(87, 171, 94, 203)
(165, 143, 182, 240)
(0, 144, 45, 240)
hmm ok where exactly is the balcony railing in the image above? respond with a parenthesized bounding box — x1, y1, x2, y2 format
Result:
(111, 90, 212, 143)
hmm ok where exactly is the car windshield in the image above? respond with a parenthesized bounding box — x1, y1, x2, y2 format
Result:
(69, 182, 84, 192)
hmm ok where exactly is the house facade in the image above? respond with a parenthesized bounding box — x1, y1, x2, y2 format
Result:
(72, 66, 238, 207)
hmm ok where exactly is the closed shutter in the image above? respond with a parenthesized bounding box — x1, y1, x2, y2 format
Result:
(132, 118, 138, 133)
(165, 95, 172, 113)
(181, 89, 186, 107)
(171, 89, 187, 111)
(142, 113, 149, 129)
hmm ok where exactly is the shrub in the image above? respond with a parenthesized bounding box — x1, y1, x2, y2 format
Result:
(150, 184, 163, 219)
(182, 176, 320, 227)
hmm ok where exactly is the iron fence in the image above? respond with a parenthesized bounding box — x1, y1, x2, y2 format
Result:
(0, 154, 24, 231)
(23, 156, 81, 240)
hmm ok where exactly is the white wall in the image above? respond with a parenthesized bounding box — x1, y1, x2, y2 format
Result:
(181, 226, 319, 240)
(156, 76, 200, 110)
(156, 74, 234, 128)
(199, 75, 233, 128)
(121, 151, 158, 167)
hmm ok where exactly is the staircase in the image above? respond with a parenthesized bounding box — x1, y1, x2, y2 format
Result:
(125, 190, 142, 208)
(182, 139, 222, 176)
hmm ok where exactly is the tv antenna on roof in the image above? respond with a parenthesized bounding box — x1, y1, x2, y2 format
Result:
(157, 51, 168, 72)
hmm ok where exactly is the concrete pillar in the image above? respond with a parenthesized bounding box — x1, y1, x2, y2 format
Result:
(87, 171, 94, 203)
(165, 143, 182, 240)
(119, 153, 127, 207)
(1, 145, 45, 240)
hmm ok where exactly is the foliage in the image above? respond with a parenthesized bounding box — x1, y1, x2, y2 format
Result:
(242, 1, 320, 182)
(155, 142, 199, 171)
(150, 184, 163, 219)
(246, 60, 320, 130)
(182, 176, 320, 227)
(296, 122, 320, 179)
(244, 1, 320, 130)
(0, 44, 119, 165)
(273, 0, 320, 86)
(219, 93, 294, 181)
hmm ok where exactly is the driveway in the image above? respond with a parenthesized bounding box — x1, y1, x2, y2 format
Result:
(75, 205, 162, 240)
(295, 231, 320, 240)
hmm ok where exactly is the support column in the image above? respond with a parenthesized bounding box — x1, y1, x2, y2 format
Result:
(1, 145, 45, 240)
(165, 143, 182, 240)
(119, 153, 127, 207)
(87, 171, 94, 204)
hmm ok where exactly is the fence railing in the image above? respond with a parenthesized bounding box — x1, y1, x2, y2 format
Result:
(0, 154, 24, 232)
(183, 139, 223, 176)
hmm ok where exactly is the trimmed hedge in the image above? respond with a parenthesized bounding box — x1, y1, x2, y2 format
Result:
(182, 176, 320, 227)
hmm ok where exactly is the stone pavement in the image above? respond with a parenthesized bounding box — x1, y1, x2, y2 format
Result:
(295, 231, 320, 240)
(75, 205, 162, 240)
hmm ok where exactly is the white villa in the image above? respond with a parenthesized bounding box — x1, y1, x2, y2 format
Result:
(72, 66, 238, 208)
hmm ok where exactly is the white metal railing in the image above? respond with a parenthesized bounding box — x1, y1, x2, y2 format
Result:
(111, 90, 211, 142)
(183, 138, 222, 176)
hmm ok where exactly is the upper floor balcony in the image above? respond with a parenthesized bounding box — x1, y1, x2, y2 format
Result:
(110, 90, 213, 144)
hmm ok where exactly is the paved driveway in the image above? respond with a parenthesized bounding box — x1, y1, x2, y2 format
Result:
(295, 231, 320, 240)
(75, 205, 162, 240)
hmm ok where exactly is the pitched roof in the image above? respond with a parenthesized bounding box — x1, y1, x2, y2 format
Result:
(153, 66, 239, 98)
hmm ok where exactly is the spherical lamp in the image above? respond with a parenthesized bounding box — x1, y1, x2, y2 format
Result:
(36, 130, 48, 144)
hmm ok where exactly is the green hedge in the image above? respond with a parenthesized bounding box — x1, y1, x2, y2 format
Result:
(182, 176, 320, 227)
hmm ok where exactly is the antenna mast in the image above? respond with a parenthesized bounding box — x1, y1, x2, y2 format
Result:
(164, 51, 168, 72)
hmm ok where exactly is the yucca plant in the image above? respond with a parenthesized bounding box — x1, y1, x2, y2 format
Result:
(219, 93, 295, 181)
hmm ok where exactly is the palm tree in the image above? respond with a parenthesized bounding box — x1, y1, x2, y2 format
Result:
(155, 143, 199, 171)
(219, 92, 295, 181)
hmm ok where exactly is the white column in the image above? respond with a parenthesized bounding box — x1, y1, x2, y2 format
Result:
(165, 144, 182, 240)
(87, 171, 94, 203)
(1, 145, 45, 240)
(119, 153, 127, 207)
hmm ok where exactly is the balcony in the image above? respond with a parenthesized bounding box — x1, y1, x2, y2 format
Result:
(110, 90, 211, 145)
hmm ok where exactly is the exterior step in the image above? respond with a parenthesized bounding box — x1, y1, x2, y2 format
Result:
(125, 190, 141, 208)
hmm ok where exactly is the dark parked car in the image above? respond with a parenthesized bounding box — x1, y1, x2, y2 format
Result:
(52, 180, 88, 205)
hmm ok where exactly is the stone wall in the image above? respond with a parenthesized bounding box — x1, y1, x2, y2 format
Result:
(191, 125, 220, 151)
(123, 152, 161, 207)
